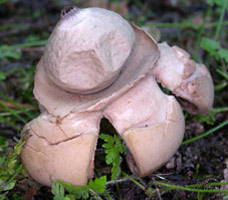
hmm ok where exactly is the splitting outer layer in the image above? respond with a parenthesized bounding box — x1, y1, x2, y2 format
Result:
(21, 7, 214, 188)
(152, 42, 214, 115)
(22, 7, 162, 187)
(21, 111, 102, 187)
(104, 74, 185, 177)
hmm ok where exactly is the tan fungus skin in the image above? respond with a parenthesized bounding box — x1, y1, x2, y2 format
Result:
(21, 7, 214, 187)
(21, 111, 102, 186)
(34, 23, 159, 118)
(104, 74, 185, 177)
(152, 42, 214, 115)
(43, 7, 135, 94)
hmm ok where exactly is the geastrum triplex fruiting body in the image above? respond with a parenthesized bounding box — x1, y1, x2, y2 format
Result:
(21, 7, 214, 187)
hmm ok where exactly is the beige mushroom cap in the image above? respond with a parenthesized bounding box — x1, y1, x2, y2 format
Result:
(43, 7, 135, 94)
(152, 42, 214, 115)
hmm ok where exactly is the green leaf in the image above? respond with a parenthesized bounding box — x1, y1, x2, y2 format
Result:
(99, 134, 126, 180)
(3, 181, 16, 191)
(0, 45, 21, 60)
(0, 137, 7, 146)
(195, 107, 228, 125)
(58, 181, 90, 199)
(0, 193, 7, 200)
(201, 38, 220, 56)
(99, 134, 113, 145)
(0, 71, 5, 81)
(218, 48, 228, 63)
(52, 183, 66, 200)
(207, 0, 214, 5)
(207, 0, 226, 6)
(88, 176, 107, 194)
(105, 149, 117, 164)
(214, 0, 226, 7)
(111, 164, 121, 180)
(58, 177, 107, 199)
(102, 143, 112, 149)
(0, 135, 30, 193)
(3, 136, 28, 175)
(0, 158, 5, 165)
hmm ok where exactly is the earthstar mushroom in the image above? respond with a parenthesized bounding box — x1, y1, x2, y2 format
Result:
(21, 6, 214, 187)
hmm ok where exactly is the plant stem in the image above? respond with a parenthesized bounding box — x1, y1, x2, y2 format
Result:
(182, 120, 228, 145)
(206, 0, 228, 65)
(106, 177, 132, 185)
(153, 181, 228, 194)
(214, 0, 228, 41)
(193, 5, 212, 61)
(7, 165, 23, 184)
(146, 21, 228, 29)
(214, 81, 227, 91)
(121, 172, 145, 191)
(89, 189, 103, 200)
(188, 182, 228, 188)
(121, 172, 155, 197)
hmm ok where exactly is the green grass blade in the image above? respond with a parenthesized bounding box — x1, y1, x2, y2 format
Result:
(153, 181, 228, 194)
(0, 93, 36, 120)
(214, 0, 228, 40)
(12, 40, 46, 49)
(0, 100, 27, 124)
(0, 115, 21, 132)
(182, 120, 228, 145)
(216, 69, 228, 81)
